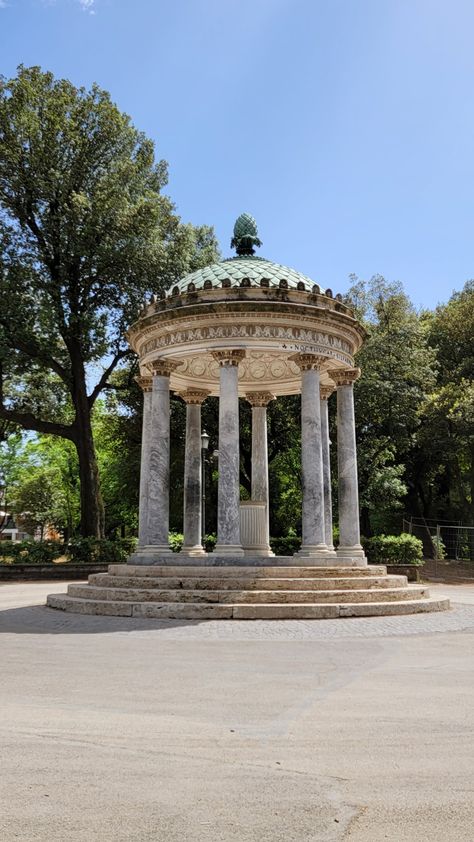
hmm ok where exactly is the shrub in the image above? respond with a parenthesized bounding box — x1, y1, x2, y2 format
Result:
(430, 533, 447, 560)
(169, 532, 184, 553)
(270, 536, 301, 556)
(204, 533, 217, 553)
(0, 540, 64, 565)
(363, 533, 424, 566)
(66, 537, 132, 564)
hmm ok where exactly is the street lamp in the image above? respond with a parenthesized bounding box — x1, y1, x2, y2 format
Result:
(201, 431, 210, 545)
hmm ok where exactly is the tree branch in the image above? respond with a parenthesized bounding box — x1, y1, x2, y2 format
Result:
(88, 348, 132, 407)
(0, 405, 74, 439)
(9, 335, 71, 386)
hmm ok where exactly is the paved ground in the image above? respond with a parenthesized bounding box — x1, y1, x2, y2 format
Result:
(1, 581, 474, 841)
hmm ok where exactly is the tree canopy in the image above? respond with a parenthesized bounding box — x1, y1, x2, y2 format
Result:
(0, 65, 218, 536)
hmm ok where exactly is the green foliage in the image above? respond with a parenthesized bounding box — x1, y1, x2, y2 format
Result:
(66, 537, 135, 564)
(363, 533, 424, 565)
(269, 536, 301, 556)
(0, 65, 219, 537)
(169, 532, 184, 553)
(345, 274, 436, 534)
(0, 540, 64, 564)
(11, 469, 65, 538)
(204, 533, 217, 553)
(0, 536, 136, 565)
(430, 534, 447, 560)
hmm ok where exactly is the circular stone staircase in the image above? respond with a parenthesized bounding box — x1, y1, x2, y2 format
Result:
(46, 563, 450, 620)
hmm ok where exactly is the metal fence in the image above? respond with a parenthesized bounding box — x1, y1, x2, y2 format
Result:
(403, 517, 474, 578)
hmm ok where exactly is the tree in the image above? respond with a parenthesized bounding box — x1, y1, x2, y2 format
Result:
(0, 66, 218, 537)
(418, 281, 474, 524)
(11, 468, 64, 539)
(345, 275, 437, 534)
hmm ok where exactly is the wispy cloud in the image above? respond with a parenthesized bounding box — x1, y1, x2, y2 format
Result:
(0, 0, 8, 8)
(77, 0, 95, 13)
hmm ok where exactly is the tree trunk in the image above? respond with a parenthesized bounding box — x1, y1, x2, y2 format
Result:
(360, 505, 372, 538)
(75, 427, 104, 538)
(70, 347, 105, 539)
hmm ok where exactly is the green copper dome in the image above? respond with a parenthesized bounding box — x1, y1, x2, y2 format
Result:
(169, 255, 323, 295)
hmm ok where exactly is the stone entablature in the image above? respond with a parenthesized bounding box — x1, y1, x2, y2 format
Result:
(128, 289, 364, 398)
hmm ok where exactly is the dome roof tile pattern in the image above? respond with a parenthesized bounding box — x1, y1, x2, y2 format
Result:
(170, 255, 323, 295)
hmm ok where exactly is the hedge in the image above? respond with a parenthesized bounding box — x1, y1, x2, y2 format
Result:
(269, 536, 302, 556)
(363, 533, 424, 566)
(0, 537, 137, 566)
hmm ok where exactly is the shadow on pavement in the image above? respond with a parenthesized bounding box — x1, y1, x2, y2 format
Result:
(0, 604, 204, 635)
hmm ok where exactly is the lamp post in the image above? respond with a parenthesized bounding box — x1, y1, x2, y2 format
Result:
(201, 430, 210, 545)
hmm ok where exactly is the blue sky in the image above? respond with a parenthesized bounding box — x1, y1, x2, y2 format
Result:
(1, 0, 473, 308)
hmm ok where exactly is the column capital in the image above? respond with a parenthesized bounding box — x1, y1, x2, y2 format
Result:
(179, 389, 211, 405)
(135, 375, 153, 392)
(148, 358, 181, 377)
(290, 353, 327, 371)
(245, 391, 276, 408)
(320, 384, 336, 400)
(211, 349, 246, 367)
(329, 367, 361, 387)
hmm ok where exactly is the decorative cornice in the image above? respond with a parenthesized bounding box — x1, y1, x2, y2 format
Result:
(148, 358, 182, 377)
(320, 384, 335, 400)
(290, 353, 327, 372)
(179, 389, 211, 405)
(211, 349, 246, 367)
(329, 367, 361, 386)
(134, 375, 153, 393)
(245, 391, 276, 407)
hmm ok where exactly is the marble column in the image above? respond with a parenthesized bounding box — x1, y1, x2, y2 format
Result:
(180, 389, 210, 556)
(145, 359, 179, 555)
(320, 385, 336, 553)
(135, 375, 153, 548)
(330, 368, 365, 558)
(213, 350, 245, 556)
(245, 392, 275, 556)
(293, 354, 328, 557)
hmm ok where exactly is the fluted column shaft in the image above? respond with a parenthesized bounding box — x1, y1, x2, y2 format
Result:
(214, 350, 245, 556)
(320, 385, 335, 552)
(293, 354, 327, 557)
(136, 376, 153, 548)
(181, 390, 209, 556)
(330, 368, 364, 558)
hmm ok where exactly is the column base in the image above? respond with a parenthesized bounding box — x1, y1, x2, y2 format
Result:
(337, 545, 366, 559)
(135, 544, 173, 556)
(243, 545, 275, 557)
(179, 545, 207, 558)
(297, 543, 329, 558)
(214, 544, 245, 557)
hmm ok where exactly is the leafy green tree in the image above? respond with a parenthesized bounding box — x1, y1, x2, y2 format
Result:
(346, 275, 437, 535)
(418, 281, 474, 524)
(11, 468, 64, 539)
(0, 66, 218, 537)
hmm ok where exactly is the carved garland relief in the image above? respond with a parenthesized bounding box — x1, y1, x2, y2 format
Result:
(140, 323, 352, 358)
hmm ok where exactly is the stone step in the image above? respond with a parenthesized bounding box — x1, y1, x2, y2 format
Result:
(89, 573, 408, 591)
(47, 593, 450, 620)
(108, 564, 387, 579)
(67, 584, 429, 605)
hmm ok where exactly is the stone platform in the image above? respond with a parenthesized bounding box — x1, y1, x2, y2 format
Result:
(46, 561, 450, 620)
